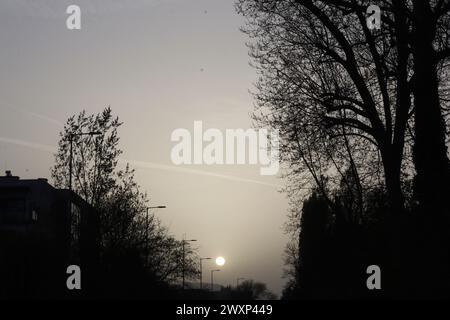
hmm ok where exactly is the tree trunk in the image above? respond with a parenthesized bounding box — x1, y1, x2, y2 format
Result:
(380, 143, 405, 215)
(410, 0, 450, 298)
(411, 0, 450, 216)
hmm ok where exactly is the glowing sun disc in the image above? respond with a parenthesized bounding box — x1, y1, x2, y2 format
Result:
(216, 256, 225, 266)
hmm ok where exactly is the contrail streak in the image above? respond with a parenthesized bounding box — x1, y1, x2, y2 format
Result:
(0, 137, 281, 188)
(119, 158, 282, 188)
(0, 137, 57, 153)
(5, 106, 64, 127)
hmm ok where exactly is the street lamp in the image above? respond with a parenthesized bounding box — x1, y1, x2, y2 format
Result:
(200, 257, 212, 290)
(211, 269, 221, 292)
(144, 205, 166, 266)
(236, 277, 245, 288)
(68, 131, 102, 192)
(182, 237, 197, 290)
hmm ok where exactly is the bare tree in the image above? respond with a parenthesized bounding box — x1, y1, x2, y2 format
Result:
(237, 0, 415, 215)
(237, 0, 450, 298)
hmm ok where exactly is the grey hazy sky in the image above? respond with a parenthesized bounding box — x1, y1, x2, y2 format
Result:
(0, 0, 290, 295)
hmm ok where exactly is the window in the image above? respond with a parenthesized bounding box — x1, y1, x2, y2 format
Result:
(31, 210, 38, 222)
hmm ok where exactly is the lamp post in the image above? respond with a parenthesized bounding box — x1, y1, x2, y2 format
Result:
(236, 277, 245, 288)
(211, 269, 221, 292)
(182, 237, 197, 290)
(145, 206, 166, 266)
(200, 257, 212, 290)
(68, 131, 102, 192)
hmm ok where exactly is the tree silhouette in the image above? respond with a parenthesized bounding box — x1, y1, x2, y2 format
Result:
(51, 107, 199, 298)
(237, 0, 415, 214)
(219, 280, 277, 300)
(238, 0, 450, 298)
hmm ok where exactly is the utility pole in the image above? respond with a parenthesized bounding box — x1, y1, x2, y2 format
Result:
(211, 269, 220, 292)
(200, 257, 212, 290)
(145, 206, 166, 266)
(182, 236, 197, 290)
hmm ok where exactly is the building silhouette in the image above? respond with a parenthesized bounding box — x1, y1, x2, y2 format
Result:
(0, 171, 98, 299)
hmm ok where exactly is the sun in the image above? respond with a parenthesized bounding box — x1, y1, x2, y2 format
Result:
(216, 256, 225, 266)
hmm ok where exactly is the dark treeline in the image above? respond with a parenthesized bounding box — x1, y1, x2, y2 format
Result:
(237, 0, 450, 299)
(218, 280, 278, 300)
(283, 184, 401, 299)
